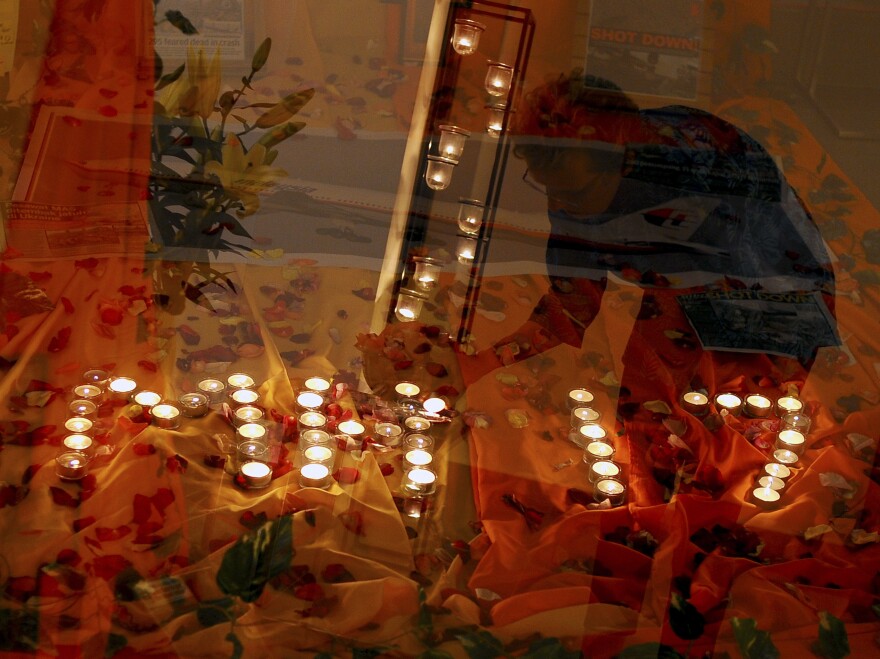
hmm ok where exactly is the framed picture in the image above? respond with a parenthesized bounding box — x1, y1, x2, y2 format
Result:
(584, 0, 711, 108)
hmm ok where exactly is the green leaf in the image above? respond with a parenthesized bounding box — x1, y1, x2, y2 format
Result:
(618, 642, 685, 659)
(257, 121, 307, 149)
(254, 89, 316, 129)
(164, 10, 198, 35)
(668, 593, 705, 641)
(216, 515, 294, 602)
(251, 37, 272, 72)
(455, 630, 504, 659)
(730, 617, 780, 659)
(813, 611, 850, 659)
(156, 63, 185, 92)
(523, 636, 582, 659)
(104, 633, 128, 658)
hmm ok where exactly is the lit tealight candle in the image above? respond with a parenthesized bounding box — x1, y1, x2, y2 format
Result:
(395, 382, 421, 398)
(296, 391, 324, 413)
(776, 396, 804, 417)
(63, 434, 94, 455)
(230, 388, 260, 408)
(133, 390, 162, 410)
(300, 429, 332, 451)
(373, 422, 403, 448)
(681, 391, 709, 416)
(757, 475, 786, 491)
(772, 448, 799, 465)
(744, 394, 773, 418)
(422, 397, 446, 415)
(236, 423, 267, 443)
(298, 411, 327, 431)
(237, 440, 269, 464)
(72, 384, 103, 402)
(583, 440, 615, 463)
(151, 403, 181, 429)
(404, 448, 434, 470)
(227, 373, 255, 390)
(576, 423, 608, 448)
(337, 419, 365, 440)
(404, 416, 431, 433)
(402, 467, 437, 496)
(567, 388, 594, 409)
(763, 462, 792, 480)
(589, 460, 621, 484)
(239, 461, 272, 489)
(82, 368, 109, 387)
(593, 478, 627, 506)
(714, 392, 742, 415)
(108, 376, 137, 400)
(198, 378, 226, 404)
(64, 417, 93, 435)
(303, 376, 331, 393)
(55, 450, 90, 480)
(404, 433, 434, 452)
(776, 429, 806, 455)
(299, 462, 331, 489)
(571, 406, 601, 428)
(751, 485, 781, 507)
(68, 399, 97, 419)
(178, 392, 210, 418)
(303, 445, 335, 467)
(234, 405, 264, 428)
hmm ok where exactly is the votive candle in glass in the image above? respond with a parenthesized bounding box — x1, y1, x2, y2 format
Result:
(589, 460, 621, 484)
(300, 428, 332, 452)
(402, 467, 437, 496)
(303, 376, 331, 394)
(567, 388, 595, 409)
(82, 368, 109, 387)
(484, 61, 513, 97)
(72, 383, 103, 403)
(744, 394, 773, 418)
(772, 448, 799, 466)
(681, 391, 710, 416)
(763, 462, 792, 480)
(299, 462, 331, 489)
(237, 440, 269, 464)
(107, 376, 137, 400)
(757, 475, 786, 491)
(302, 445, 335, 469)
(298, 411, 327, 432)
(373, 422, 403, 447)
(404, 433, 434, 452)
(422, 397, 446, 415)
(405, 416, 431, 433)
(227, 373, 255, 390)
(236, 422, 267, 444)
(571, 406, 601, 428)
(229, 388, 260, 408)
(178, 392, 210, 418)
(583, 440, 615, 464)
(234, 405, 264, 428)
(239, 461, 272, 489)
(593, 478, 627, 507)
(751, 485, 781, 508)
(198, 378, 226, 404)
(151, 402, 181, 429)
(295, 390, 325, 413)
(776, 429, 806, 455)
(576, 423, 608, 448)
(63, 434, 94, 456)
(714, 392, 742, 415)
(55, 450, 90, 481)
(781, 412, 811, 434)
(64, 417, 93, 435)
(775, 396, 804, 417)
(68, 399, 98, 419)
(337, 419, 365, 441)
(394, 381, 421, 399)
(404, 448, 434, 471)
(133, 390, 162, 410)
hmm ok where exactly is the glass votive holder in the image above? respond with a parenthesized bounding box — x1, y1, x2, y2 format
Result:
(575, 423, 608, 448)
(299, 462, 332, 489)
(403, 447, 434, 471)
(593, 478, 627, 507)
(336, 419, 366, 442)
(64, 416, 94, 436)
(763, 462, 792, 481)
(300, 429, 333, 454)
(775, 395, 804, 417)
(781, 412, 811, 434)
(772, 448, 800, 466)
(751, 484, 781, 508)
(132, 390, 162, 411)
(757, 475, 786, 491)
(395, 287, 428, 322)
(404, 416, 431, 433)
(714, 392, 742, 416)
(744, 394, 773, 418)
(229, 388, 260, 409)
(485, 60, 513, 97)
(373, 422, 403, 447)
(412, 256, 443, 291)
(298, 411, 327, 432)
(401, 466, 437, 496)
(485, 102, 510, 137)
(394, 382, 421, 399)
(198, 378, 226, 404)
(776, 429, 806, 455)
(457, 198, 484, 235)
(303, 376, 332, 394)
(236, 422, 267, 444)
(234, 405, 265, 428)
(567, 387, 595, 409)
(302, 444, 336, 471)
(437, 124, 470, 163)
(239, 461, 272, 489)
(62, 433, 95, 457)
(451, 18, 485, 56)
(680, 391, 710, 416)
(82, 368, 110, 387)
(178, 392, 210, 418)
(68, 399, 98, 419)
(295, 390, 325, 414)
(404, 433, 434, 452)
(456, 235, 478, 264)
(226, 373, 256, 390)
(72, 383, 104, 403)
(107, 376, 137, 401)
(55, 449, 91, 481)
(150, 402, 181, 429)
(425, 155, 456, 191)
(589, 459, 621, 484)
(583, 440, 616, 464)
(571, 406, 601, 428)
(237, 440, 269, 464)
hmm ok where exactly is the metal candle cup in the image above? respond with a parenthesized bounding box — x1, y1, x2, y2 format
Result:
(744, 394, 773, 418)
(714, 392, 742, 415)
(373, 422, 403, 447)
(571, 406, 601, 428)
(107, 376, 137, 400)
(775, 396, 804, 417)
(300, 429, 332, 453)
(55, 450, 91, 480)
(226, 373, 255, 390)
(178, 392, 210, 418)
(402, 467, 437, 496)
(234, 405, 264, 428)
(337, 419, 365, 441)
(394, 382, 421, 399)
(404, 416, 431, 433)
(593, 478, 626, 506)
(64, 417, 93, 436)
(68, 399, 98, 419)
(150, 403, 181, 429)
(776, 429, 806, 455)
(772, 448, 800, 465)
(751, 485, 781, 508)
(236, 423, 267, 444)
(763, 462, 792, 480)
(295, 391, 325, 414)
(239, 461, 272, 489)
(229, 388, 260, 408)
(72, 383, 104, 403)
(404, 448, 434, 471)
(583, 441, 615, 464)
(575, 423, 608, 448)
(303, 376, 332, 394)
(422, 397, 446, 415)
(589, 460, 621, 484)
(63, 434, 94, 456)
(298, 411, 327, 432)
(681, 391, 710, 416)
(133, 390, 162, 410)
(757, 475, 786, 491)
(299, 462, 331, 489)
(567, 388, 594, 409)
(198, 378, 226, 404)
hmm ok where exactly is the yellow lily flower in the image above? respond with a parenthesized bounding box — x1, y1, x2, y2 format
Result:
(159, 46, 221, 119)
(203, 134, 288, 216)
